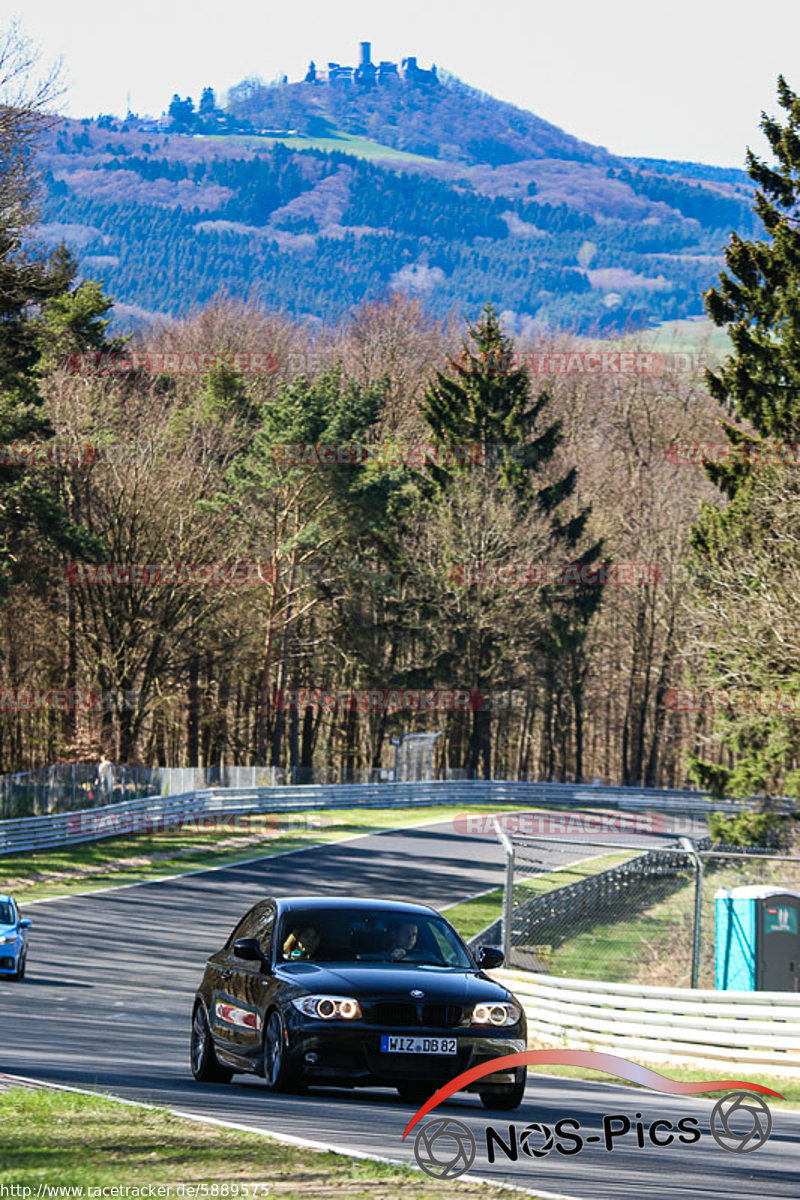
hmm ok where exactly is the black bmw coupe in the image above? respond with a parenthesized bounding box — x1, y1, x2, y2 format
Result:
(191, 896, 527, 1109)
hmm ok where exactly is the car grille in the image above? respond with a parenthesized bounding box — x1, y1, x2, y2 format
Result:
(371, 1002, 418, 1026)
(422, 1004, 463, 1028)
(369, 1002, 464, 1028)
(0, 956, 14, 970)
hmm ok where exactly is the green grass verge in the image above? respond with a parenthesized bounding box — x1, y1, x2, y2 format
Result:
(541, 875, 695, 983)
(527, 853, 800, 988)
(442, 890, 503, 942)
(0, 1086, 519, 1196)
(1, 803, 533, 904)
(442, 852, 635, 943)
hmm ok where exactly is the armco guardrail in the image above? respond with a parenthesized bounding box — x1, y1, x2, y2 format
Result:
(493, 967, 800, 1076)
(0, 778, 764, 857)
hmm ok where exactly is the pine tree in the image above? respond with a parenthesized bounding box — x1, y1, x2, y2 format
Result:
(419, 305, 603, 778)
(688, 76, 800, 802)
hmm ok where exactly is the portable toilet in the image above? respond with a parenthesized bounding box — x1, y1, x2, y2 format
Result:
(716, 886, 800, 991)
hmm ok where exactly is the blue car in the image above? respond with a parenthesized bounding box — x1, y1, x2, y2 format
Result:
(0, 894, 31, 980)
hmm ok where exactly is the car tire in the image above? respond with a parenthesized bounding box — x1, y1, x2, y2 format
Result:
(479, 1066, 527, 1111)
(396, 1082, 435, 1104)
(191, 1003, 233, 1083)
(262, 1009, 296, 1093)
(17, 952, 25, 979)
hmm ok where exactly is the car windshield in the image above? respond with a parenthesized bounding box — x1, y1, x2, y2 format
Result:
(0, 901, 15, 925)
(278, 908, 473, 968)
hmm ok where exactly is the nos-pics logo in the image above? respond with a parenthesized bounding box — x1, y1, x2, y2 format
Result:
(404, 1052, 780, 1181)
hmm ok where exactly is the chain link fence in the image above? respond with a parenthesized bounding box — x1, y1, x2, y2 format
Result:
(0, 763, 402, 818)
(0, 762, 159, 819)
(491, 834, 800, 989)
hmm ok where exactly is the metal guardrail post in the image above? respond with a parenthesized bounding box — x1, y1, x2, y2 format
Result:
(680, 836, 703, 989)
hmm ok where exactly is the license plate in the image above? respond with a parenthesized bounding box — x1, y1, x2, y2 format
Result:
(380, 1035, 457, 1054)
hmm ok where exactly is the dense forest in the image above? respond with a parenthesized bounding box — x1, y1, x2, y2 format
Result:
(2, 48, 797, 801)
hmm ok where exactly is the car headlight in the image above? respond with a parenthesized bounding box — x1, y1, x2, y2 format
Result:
(0, 934, 17, 944)
(291, 995, 363, 1020)
(471, 1001, 521, 1027)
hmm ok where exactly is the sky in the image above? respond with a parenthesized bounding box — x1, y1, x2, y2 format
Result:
(8, 0, 800, 167)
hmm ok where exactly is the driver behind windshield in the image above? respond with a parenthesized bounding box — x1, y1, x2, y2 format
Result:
(389, 919, 419, 961)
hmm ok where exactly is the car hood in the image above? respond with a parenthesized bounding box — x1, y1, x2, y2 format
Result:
(0, 923, 18, 937)
(275, 961, 512, 1002)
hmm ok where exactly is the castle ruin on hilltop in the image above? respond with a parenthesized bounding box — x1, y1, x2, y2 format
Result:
(303, 42, 439, 88)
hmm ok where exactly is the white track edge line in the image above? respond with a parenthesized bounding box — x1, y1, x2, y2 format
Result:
(16, 811, 494, 907)
(16, 808, 623, 909)
(0, 1071, 590, 1200)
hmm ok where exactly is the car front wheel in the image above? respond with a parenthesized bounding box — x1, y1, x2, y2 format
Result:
(263, 1009, 301, 1093)
(191, 1004, 233, 1083)
(479, 1066, 527, 1111)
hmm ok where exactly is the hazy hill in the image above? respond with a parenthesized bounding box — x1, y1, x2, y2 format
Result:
(32, 71, 758, 333)
(224, 73, 615, 167)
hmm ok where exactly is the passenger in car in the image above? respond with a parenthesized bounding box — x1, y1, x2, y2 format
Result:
(282, 924, 320, 960)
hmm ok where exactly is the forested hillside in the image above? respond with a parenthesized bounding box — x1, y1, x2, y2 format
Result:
(32, 70, 759, 332)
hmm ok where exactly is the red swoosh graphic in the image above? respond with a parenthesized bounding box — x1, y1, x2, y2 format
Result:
(402, 1050, 784, 1139)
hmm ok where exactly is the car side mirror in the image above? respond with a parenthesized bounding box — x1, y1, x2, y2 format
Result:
(233, 937, 266, 966)
(20, 918, 31, 929)
(477, 945, 504, 969)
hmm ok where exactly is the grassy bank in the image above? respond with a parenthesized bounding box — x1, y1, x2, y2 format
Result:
(443, 851, 635, 942)
(0, 1085, 520, 1198)
(516, 852, 800, 988)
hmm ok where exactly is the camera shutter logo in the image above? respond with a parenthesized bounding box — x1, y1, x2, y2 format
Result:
(710, 1091, 772, 1153)
(413, 1117, 476, 1179)
(520, 1121, 555, 1157)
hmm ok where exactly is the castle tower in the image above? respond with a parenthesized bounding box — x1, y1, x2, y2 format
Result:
(355, 41, 377, 87)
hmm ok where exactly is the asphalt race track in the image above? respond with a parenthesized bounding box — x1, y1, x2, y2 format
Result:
(2, 815, 799, 1199)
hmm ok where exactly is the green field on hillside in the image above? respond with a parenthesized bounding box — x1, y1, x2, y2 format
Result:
(200, 130, 437, 163)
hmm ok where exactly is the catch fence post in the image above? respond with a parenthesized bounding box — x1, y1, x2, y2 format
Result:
(681, 836, 703, 988)
(503, 844, 514, 964)
(492, 817, 515, 966)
